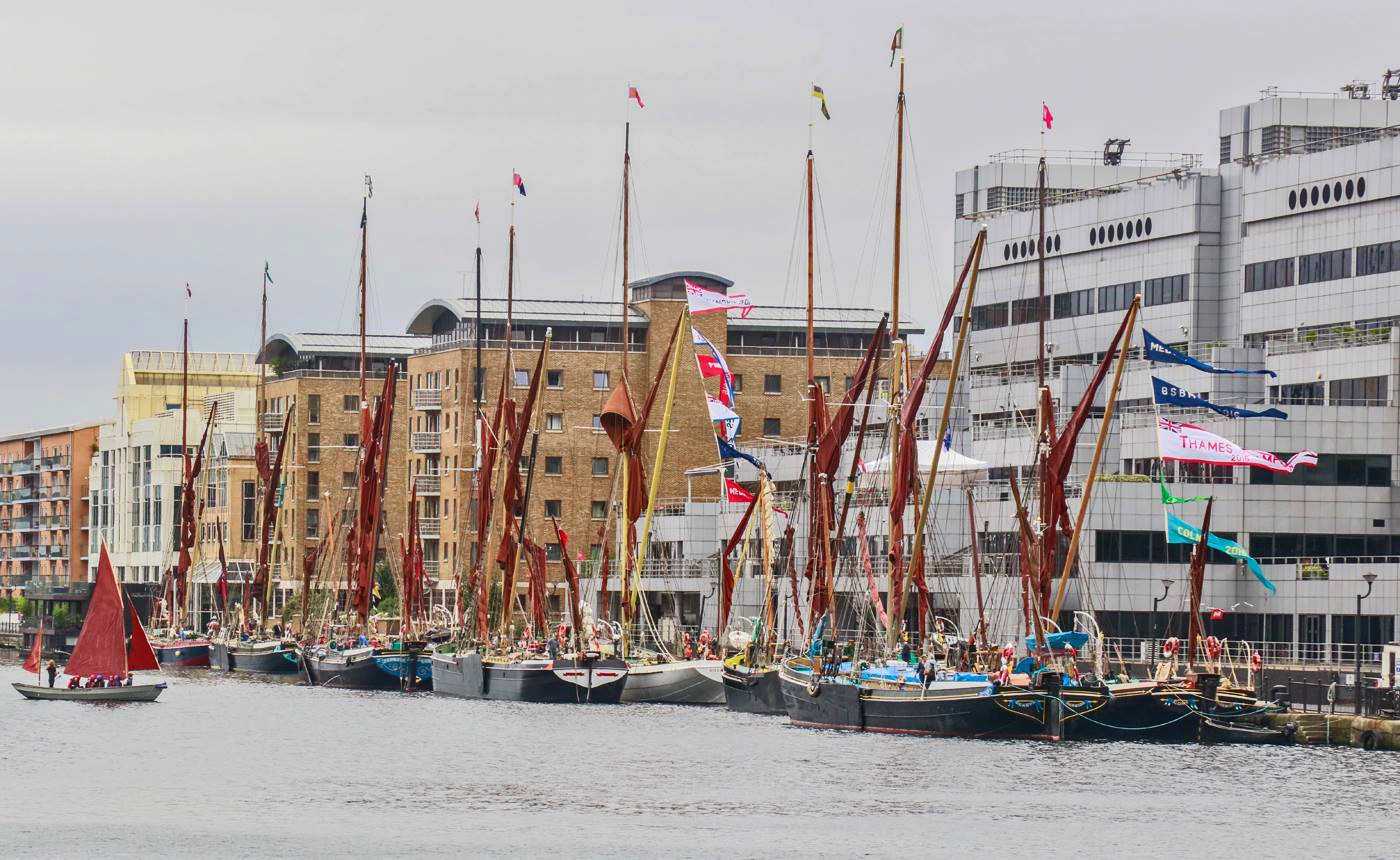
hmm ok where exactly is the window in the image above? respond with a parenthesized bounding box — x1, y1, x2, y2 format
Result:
(1356, 240, 1400, 277)
(546, 369, 563, 388)
(593, 371, 609, 390)
(1298, 249, 1351, 285)
(544, 499, 562, 518)
(343, 394, 359, 412)
(763, 417, 781, 436)
(1144, 274, 1189, 307)
(591, 457, 609, 477)
(545, 413, 563, 432)
(546, 543, 562, 562)
(1329, 376, 1387, 406)
(1269, 381, 1323, 405)
(307, 433, 320, 464)
(1244, 258, 1294, 293)
(544, 456, 563, 475)
(241, 481, 256, 541)
(1010, 297, 1046, 325)
(307, 394, 321, 424)
(473, 366, 485, 402)
(306, 508, 320, 539)
(1098, 281, 1139, 313)
(513, 369, 529, 388)
(971, 302, 1009, 330)
(815, 376, 830, 394)
(1052, 288, 1094, 319)
(591, 414, 603, 432)
(342, 471, 356, 489)
(764, 374, 782, 394)
(306, 471, 319, 501)
(343, 433, 359, 449)
(591, 500, 608, 519)
(732, 374, 743, 394)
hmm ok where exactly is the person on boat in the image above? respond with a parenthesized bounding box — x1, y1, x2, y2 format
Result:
(45, 659, 57, 688)
(67, 676, 80, 689)
(111, 674, 124, 687)
(126, 674, 135, 687)
(355, 631, 369, 648)
(546, 635, 560, 661)
(272, 622, 284, 639)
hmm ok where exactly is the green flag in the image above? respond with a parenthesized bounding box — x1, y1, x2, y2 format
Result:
(1159, 474, 1208, 505)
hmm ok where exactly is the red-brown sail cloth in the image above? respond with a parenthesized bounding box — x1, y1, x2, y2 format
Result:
(125, 602, 160, 671)
(66, 544, 128, 678)
(719, 488, 760, 633)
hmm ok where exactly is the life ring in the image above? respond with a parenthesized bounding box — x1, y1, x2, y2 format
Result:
(1162, 637, 1179, 657)
(1250, 652, 1262, 672)
(1001, 644, 1015, 663)
(1204, 636, 1222, 659)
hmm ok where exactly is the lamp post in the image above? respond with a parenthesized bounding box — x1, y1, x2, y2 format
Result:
(1151, 578, 1174, 674)
(1355, 572, 1377, 715)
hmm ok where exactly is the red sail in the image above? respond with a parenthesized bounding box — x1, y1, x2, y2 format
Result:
(175, 409, 216, 620)
(216, 520, 229, 607)
(1186, 498, 1214, 665)
(856, 513, 889, 628)
(719, 489, 760, 632)
(522, 536, 548, 634)
(125, 601, 160, 671)
(22, 624, 42, 674)
(554, 521, 585, 646)
(252, 412, 292, 608)
(66, 544, 129, 678)
(595, 524, 611, 622)
(781, 525, 804, 640)
(348, 364, 398, 625)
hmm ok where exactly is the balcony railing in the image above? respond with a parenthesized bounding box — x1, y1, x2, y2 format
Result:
(41, 456, 71, 472)
(10, 460, 37, 476)
(10, 519, 36, 532)
(415, 474, 442, 495)
(411, 389, 443, 410)
(422, 559, 442, 577)
(410, 432, 441, 454)
(260, 412, 286, 432)
(39, 484, 70, 500)
(418, 517, 442, 538)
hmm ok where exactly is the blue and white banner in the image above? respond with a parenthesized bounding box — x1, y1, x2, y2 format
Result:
(1143, 329, 1276, 378)
(1165, 512, 1276, 593)
(1151, 377, 1287, 420)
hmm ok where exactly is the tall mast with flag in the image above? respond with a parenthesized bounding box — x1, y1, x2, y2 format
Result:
(885, 26, 910, 651)
(359, 175, 372, 435)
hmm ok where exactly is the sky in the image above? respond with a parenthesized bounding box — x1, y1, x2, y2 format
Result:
(3, 0, 1397, 435)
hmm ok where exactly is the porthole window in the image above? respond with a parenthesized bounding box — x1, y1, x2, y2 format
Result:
(1117, 223, 1125, 241)
(1310, 186, 1319, 205)
(1098, 226, 1106, 244)
(1012, 242, 1019, 259)
(1288, 189, 1297, 209)
(1333, 181, 1342, 201)
(1298, 187, 1308, 207)
(1345, 179, 1354, 199)
(1144, 217, 1152, 235)
(1053, 234, 1061, 252)
(1089, 228, 1096, 246)
(1004, 244, 1010, 260)
(1021, 240, 1028, 257)
(1135, 218, 1143, 237)
(1322, 184, 1331, 203)
(1358, 176, 1366, 197)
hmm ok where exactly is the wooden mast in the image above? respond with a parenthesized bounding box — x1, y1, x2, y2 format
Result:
(1034, 154, 1052, 645)
(806, 147, 815, 384)
(618, 120, 634, 654)
(359, 177, 370, 413)
(179, 298, 189, 630)
(965, 489, 988, 656)
(622, 123, 631, 381)
(885, 52, 907, 652)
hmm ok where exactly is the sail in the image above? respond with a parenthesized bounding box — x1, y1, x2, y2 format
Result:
(553, 521, 586, 646)
(252, 412, 291, 607)
(125, 602, 160, 671)
(66, 543, 128, 678)
(1186, 498, 1214, 664)
(22, 625, 42, 674)
(719, 489, 760, 632)
(856, 513, 889, 628)
(175, 409, 216, 620)
(781, 524, 804, 640)
(347, 364, 398, 624)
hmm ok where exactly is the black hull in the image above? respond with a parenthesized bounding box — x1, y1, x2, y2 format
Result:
(722, 665, 785, 715)
(152, 641, 210, 668)
(1075, 683, 1294, 744)
(301, 652, 401, 691)
(431, 652, 627, 703)
(780, 665, 865, 731)
(210, 641, 301, 674)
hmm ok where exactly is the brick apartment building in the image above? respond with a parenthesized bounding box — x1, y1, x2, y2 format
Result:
(0, 423, 100, 589)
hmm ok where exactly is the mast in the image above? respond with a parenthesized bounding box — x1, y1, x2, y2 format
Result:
(622, 123, 631, 379)
(359, 177, 370, 411)
(1034, 153, 1052, 638)
(1036, 158, 1047, 389)
(806, 148, 815, 384)
(885, 50, 907, 650)
(179, 304, 189, 629)
(258, 266, 268, 447)
(1186, 498, 1214, 667)
(891, 61, 905, 344)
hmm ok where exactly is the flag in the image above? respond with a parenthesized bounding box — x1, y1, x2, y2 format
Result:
(1152, 376, 1287, 420)
(474, 202, 480, 223)
(1042, 102, 1054, 130)
(942, 427, 952, 450)
(360, 199, 367, 229)
(1165, 512, 1275, 593)
(1210, 608, 1226, 621)
(629, 86, 645, 108)
(264, 262, 273, 284)
(812, 84, 830, 120)
(1144, 329, 1276, 377)
(513, 171, 527, 197)
(691, 327, 735, 406)
(707, 395, 741, 441)
(1158, 474, 1210, 505)
(725, 478, 754, 504)
(717, 435, 761, 469)
(685, 279, 755, 318)
(185, 282, 192, 299)
(1157, 417, 1317, 474)
(889, 27, 903, 66)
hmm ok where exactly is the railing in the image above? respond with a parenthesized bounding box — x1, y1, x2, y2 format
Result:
(727, 345, 876, 359)
(260, 412, 286, 432)
(410, 432, 441, 454)
(39, 484, 70, 500)
(10, 519, 36, 531)
(1254, 556, 1400, 579)
(1286, 679, 1400, 717)
(10, 459, 38, 476)
(41, 456, 71, 472)
(414, 474, 442, 495)
(1267, 326, 1395, 356)
(411, 389, 443, 410)
(273, 367, 389, 381)
(1098, 636, 1391, 669)
(418, 517, 442, 538)
(419, 337, 629, 356)
(422, 559, 441, 577)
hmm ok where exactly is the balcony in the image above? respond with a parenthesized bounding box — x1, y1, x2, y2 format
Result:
(11, 519, 36, 532)
(411, 389, 443, 410)
(40, 484, 70, 501)
(418, 517, 442, 538)
(422, 559, 442, 578)
(41, 456, 71, 472)
(260, 412, 286, 432)
(11, 545, 35, 559)
(410, 432, 441, 454)
(415, 473, 442, 495)
(10, 459, 37, 476)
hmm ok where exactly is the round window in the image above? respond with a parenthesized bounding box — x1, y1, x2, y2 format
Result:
(1310, 186, 1319, 205)
(1358, 176, 1366, 197)
(1144, 217, 1153, 235)
(1288, 189, 1297, 209)
(1345, 179, 1354, 199)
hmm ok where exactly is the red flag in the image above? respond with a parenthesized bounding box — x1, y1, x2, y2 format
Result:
(1042, 102, 1054, 130)
(628, 86, 645, 108)
(474, 202, 480, 223)
(1210, 608, 1225, 621)
(696, 354, 725, 378)
(22, 626, 42, 675)
(512, 171, 527, 197)
(724, 479, 754, 504)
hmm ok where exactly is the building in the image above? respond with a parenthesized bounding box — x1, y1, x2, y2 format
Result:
(0, 422, 101, 589)
(952, 79, 1400, 661)
(402, 271, 915, 618)
(257, 332, 424, 603)
(88, 351, 258, 585)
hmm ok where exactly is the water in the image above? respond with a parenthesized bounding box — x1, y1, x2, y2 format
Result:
(2, 662, 1395, 859)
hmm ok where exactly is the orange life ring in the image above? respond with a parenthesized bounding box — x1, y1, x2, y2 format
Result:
(1204, 636, 1222, 658)
(1250, 652, 1262, 672)
(1162, 637, 1179, 657)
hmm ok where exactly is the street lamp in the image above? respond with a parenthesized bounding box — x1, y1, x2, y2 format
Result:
(1355, 572, 1377, 715)
(1151, 578, 1174, 673)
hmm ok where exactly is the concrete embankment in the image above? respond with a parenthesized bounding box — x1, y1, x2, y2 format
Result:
(1262, 712, 1400, 750)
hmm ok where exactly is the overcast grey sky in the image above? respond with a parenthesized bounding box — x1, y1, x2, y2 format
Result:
(3, 1, 1396, 435)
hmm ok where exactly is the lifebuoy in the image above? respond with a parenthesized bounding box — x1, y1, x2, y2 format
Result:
(1162, 637, 1179, 657)
(1204, 636, 1222, 659)
(1250, 652, 1262, 672)
(1001, 644, 1015, 662)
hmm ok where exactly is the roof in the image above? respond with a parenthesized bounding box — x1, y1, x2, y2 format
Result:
(126, 350, 256, 375)
(217, 431, 257, 459)
(259, 332, 428, 363)
(629, 271, 734, 291)
(729, 304, 917, 334)
(0, 421, 104, 445)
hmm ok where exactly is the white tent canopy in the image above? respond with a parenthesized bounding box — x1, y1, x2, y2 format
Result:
(861, 440, 988, 486)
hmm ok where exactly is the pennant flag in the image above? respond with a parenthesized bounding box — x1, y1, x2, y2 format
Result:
(942, 427, 953, 451)
(1042, 101, 1054, 130)
(1210, 607, 1226, 621)
(1157, 417, 1317, 474)
(629, 86, 645, 108)
(707, 396, 741, 441)
(1165, 512, 1275, 592)
(185, 282, 192, 299)
(717, 435, 761, 469)
(474, 202, 480, 224)
(725, 478, 755, 504)
(812, 84, 830, 120)
(691, 327, 736, 406)
(1158, 473, 1210, 505)
(889, 27, 903, 67)
(1144, 329, 1276, 377)
(1152, 376, 1287, 420)
(264, 262, 273, 284)
(685, 279, 755, 318)
(360, 199, 367, 229)
(513, 171, 527, 197)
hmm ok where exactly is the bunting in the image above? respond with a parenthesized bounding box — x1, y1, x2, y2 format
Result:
(1165, 512, 1275, 593)
(684, 280, 754, 318)
(1144, 329, 1276, 377)
(1152, 376, 1287, 420)
(1158, 474, 1210, 505)
(1157, 417, 1317, 474)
